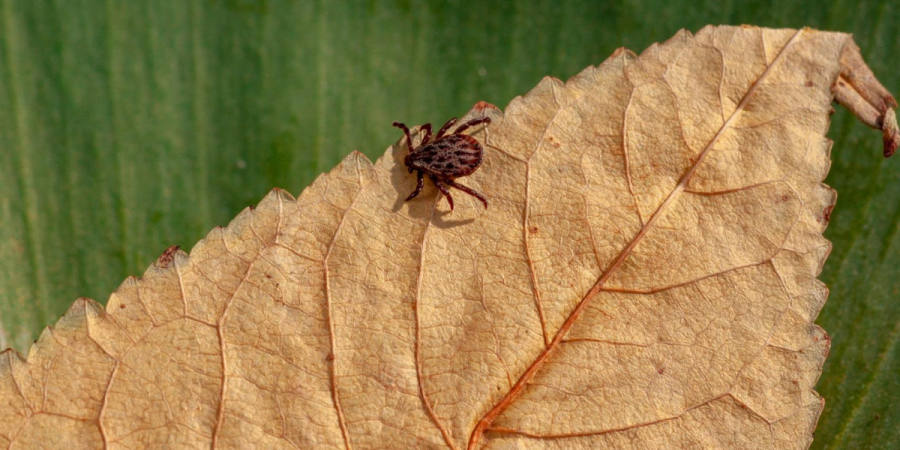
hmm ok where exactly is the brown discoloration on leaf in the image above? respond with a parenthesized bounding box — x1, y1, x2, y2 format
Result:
(156, 245, 180, 269)
(473, 101, 496, 112)
(822, 204, 835, 224)
(0, 26, 892, 449)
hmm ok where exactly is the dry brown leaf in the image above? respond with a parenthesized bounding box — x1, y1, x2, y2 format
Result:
(0, 25, 896, 450)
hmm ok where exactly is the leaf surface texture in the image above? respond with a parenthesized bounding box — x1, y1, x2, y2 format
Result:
(0, 26, 880, 449)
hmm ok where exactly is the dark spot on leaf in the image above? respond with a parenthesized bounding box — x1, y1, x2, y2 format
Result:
(822, 205, 834, 223)
(474, 101, 493, 111)
(157, 246, 181, 269)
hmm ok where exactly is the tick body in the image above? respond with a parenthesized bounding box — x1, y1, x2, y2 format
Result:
(393, 116, 491, 210)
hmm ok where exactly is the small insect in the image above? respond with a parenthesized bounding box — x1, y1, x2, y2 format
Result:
(393, 116, 491, 210)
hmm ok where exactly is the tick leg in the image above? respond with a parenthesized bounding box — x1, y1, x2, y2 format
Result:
(430, 175, 455, 211)
(453, 116, 492, 136)
(406, 171, 425, 201)
(420, 123, 433, 146)
(435, 117, 458, 139)
(443, 179, 488, 209)
(392, 122, 413, 151)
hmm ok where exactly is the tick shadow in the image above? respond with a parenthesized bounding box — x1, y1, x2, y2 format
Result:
(432, 210, 477, 229)
(388, 130, 478, 230)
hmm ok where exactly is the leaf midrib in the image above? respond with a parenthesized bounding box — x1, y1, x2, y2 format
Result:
(467, 27, 811, 449)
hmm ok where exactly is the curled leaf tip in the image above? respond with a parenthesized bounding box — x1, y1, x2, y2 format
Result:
(834, 40, 900, 158)
(882, 109, 899, 157)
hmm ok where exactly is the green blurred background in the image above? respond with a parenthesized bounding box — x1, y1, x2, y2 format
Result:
(0, 0, 897, 448)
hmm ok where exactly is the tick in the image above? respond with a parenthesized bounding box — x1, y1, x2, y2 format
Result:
(393, 116, 491, 210)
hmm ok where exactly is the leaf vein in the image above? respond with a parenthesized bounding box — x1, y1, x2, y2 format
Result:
(467, 28, 806, 450)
